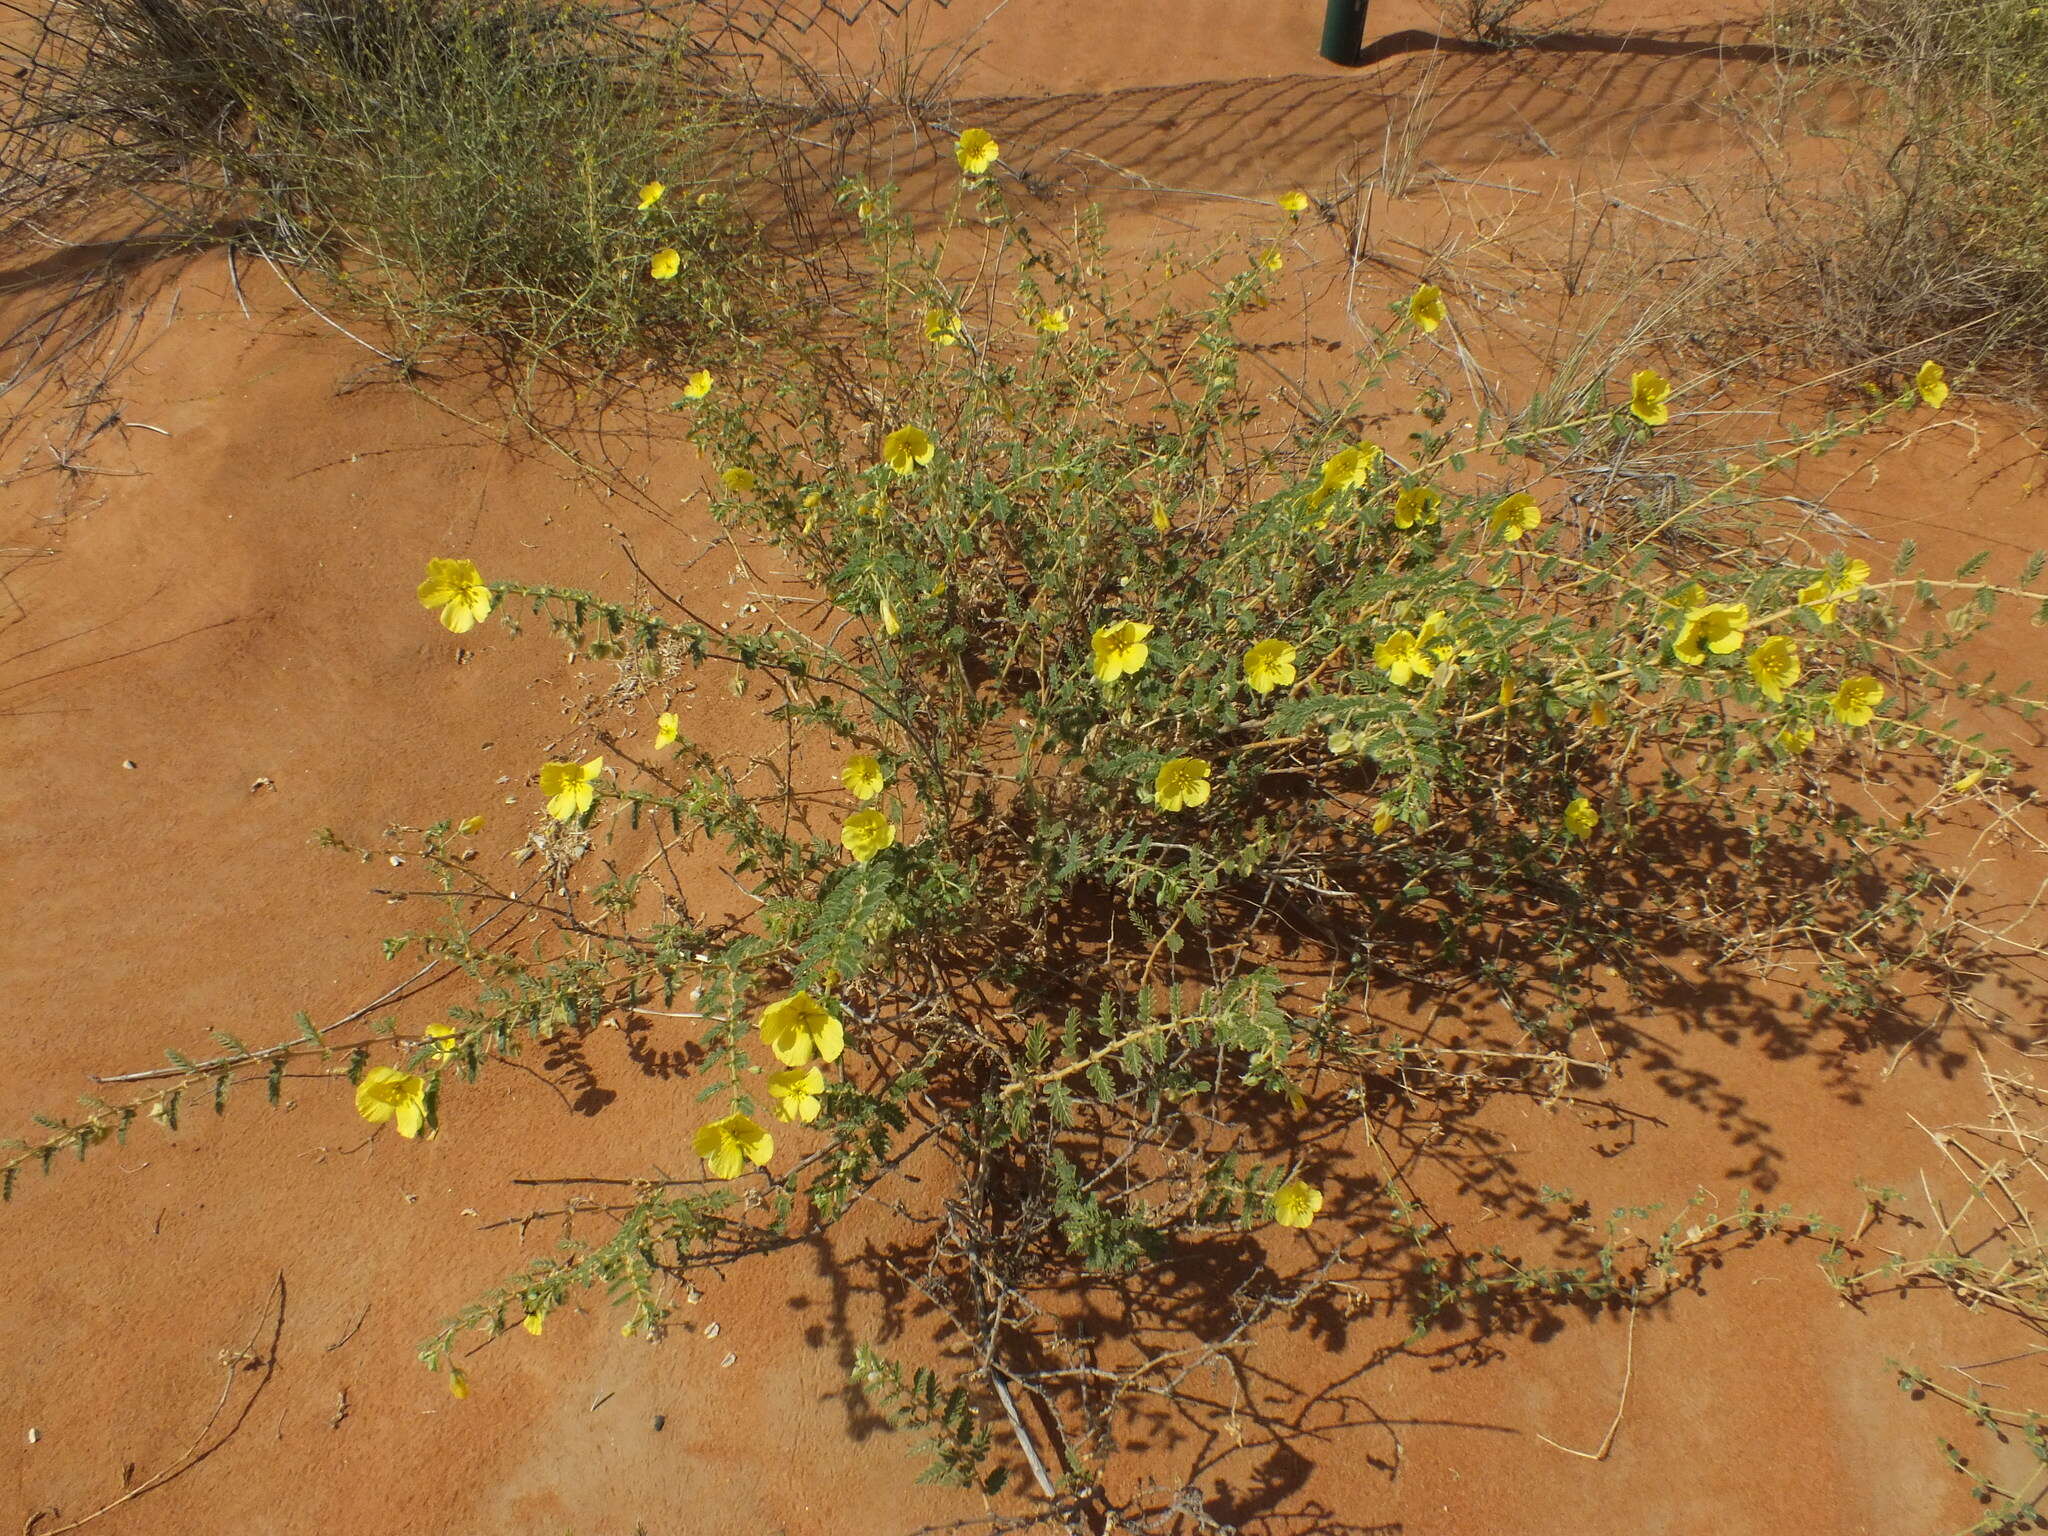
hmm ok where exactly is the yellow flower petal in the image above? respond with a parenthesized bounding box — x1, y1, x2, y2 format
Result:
(636, 179, 666, 211)
(1273, 1178, 1323, 1228)
(842, 808, 897, 862)
(1154, 756, 1213, 813)
(954, 128, 999, 176)
(649, 247, 681, 281)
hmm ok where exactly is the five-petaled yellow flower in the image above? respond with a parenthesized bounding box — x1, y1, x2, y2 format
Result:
(1154, 756, 1213, 812)
(1279, 190, 1311, 214)
(1258, 248, 1285, 273)
(924, 307, 965, 346)
(1309, 442, 1380, 512)
(1407, 284, 1447, 333)
(1916, 359, 1949, 409)
(521, 1309, 546, 1337)
(882, 426, 935, 476)
(1035, 306, 1072, 334)
(841, 753, 885, 801)
(649, 247, 681, 281)
(636, 180, 666, 211)
(721, 466, 756, 494)
(1489, 492, 1542, 542)
(1672, 602, 1749, 665)
(681, 369, 713, 399)
(1243, 639, 1298, 695)
(955, 127, 999, 175)
(1562, 797, 1599, 841)
(1798, 559, 1870, 624)
(1777, 720, 1816, 754)
(427, 1024, 461, 1060)
(842, 808, 897, 862)
(1091, 619, 1153, 683)
(417, 557, 493, 633)
(1393, 485, 1442, 530)
(768, 1066, 826, 1125)
(1273, 1178, 1323, 1228)
(356, 1066, 429, 1139)
(1746, 635, 1801, 703)
(694, 1112, 774, 1180)
(1828, 674, 1885, 728)
(540, 756, 604, 822)
(759, 990, 845, 1066)
(654, 712, 679, 749)
(1628, 368, 1671, 426)
(1375, 628, 1434, 687)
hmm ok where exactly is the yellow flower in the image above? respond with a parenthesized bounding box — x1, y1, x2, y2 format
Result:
(768, 1065, 826, 1125)
(448, 1369, 470, 1399)
(1672, 603, 1749, 665)
(416, 557, 493, 633)
(539, 756, 604, 821)
(1407, 283, 1447, 333)
(654, 712, 679, 749)
(1243, 638, 1298, 695)
(636, 179, 666, 211)
(881, 425, 935, 475)
(1489, 492, 1541, 541)
(1952, 767, 1986, 794)
(1309, 442, 1380, 513)
(1777, 720, 1816, 754)
(1498, 678, 1517, 707)
(924, 307, 965, 346)
(1375, 628, 1434, 687)
(426, 1024, 461, 1060)
(1628, 368, 1671, 426)
(1273, 1178, 1323, 1228)
(521, 1310, 546, 1337)
(1828, 674, 1885, 728)
(1154, 756, 1213, 812)
(954, 127, 999, 175)
(1035, 306, 1071, 334)
(458, 814, 485, 836)
(1151, 500, 1171, 533)
(1915, 359, 1949, 409)
(759, 990, 845, 1066)
(841, 753, 885, 801)
(842, 808, 897, 862)
(1746, 635, 1801, 703)
(1278, 190, 1311, 214)
(720, 466, 756, 494)
(1371, 804, 1396, 835)
(1258, 248, 1284, 273)
(694, 1112, 774, 1180)
(1091, 619, 1153, 683)
(356, 1066, 429, 1138)
(681, 369, 713, 399)
(1589, 700, 1611, 728)
(649, 247, 681, 281)
(878, 593, 900, 636)
(1798, 559, 1871, 624)
(1393, 485, 1442, 530)
(1562, 797, 1599, 840)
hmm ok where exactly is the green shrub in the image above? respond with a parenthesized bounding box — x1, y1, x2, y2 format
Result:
(12, 143, 2040, 1525)
(5, 0, 761, 370)
(1787, 0, 2048, 380)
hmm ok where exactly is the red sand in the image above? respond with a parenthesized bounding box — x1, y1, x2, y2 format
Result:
(6, 4, 2048, 1533)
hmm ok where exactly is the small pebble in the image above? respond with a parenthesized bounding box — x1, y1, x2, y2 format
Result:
(702, 1321, 719, 1339)
(652, 1414, 666, 1432)
(121, 760, 136, 770)
(26, 1428, 39, 1444)
(720, 1353, 736, 1368)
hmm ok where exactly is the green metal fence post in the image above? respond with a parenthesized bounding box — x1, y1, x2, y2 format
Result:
(1319, 0, 1368, 66)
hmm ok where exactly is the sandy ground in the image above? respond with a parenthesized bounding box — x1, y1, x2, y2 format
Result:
(6, 2, 2048, 1533)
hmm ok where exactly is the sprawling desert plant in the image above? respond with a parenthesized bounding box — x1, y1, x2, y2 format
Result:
(11, 139, 2039, 1527)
